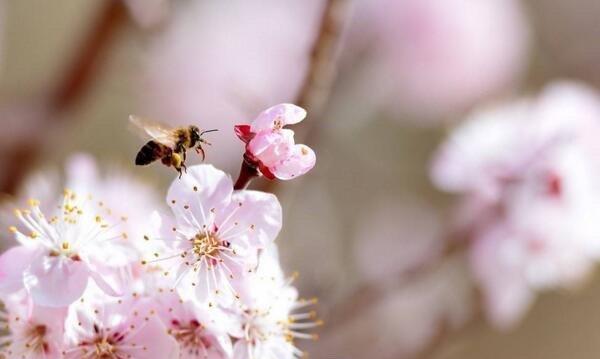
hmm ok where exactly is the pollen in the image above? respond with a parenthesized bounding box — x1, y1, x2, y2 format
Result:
(62, 242, 70, 250)
(28, 198, 40, 207)
(8, 226, 17, 233)
(191, 233, 222, 258)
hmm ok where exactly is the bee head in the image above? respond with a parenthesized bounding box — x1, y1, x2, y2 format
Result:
(190, 125, 201, 143)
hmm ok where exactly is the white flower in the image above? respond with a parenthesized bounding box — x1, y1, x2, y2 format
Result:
(0, 292, 66, 359)
(0, 190, 136, 307)
(62, 286, 179, 359)
(142, 165, 282, 305)
(228, 246, 322, 359)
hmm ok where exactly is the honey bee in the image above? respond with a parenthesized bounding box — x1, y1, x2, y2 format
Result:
(129, 115, 217, 177)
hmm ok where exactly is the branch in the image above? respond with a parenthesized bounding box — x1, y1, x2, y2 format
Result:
(51, 0, 127, 111)
(252, 0, 350, 192)
(0, 0, 127, 195)
(296, 0, 349, 119)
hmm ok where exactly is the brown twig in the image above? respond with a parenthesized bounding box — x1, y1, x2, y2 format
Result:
(249, 0, 350, 192)
(51, 1, 127, 110)
(412, 295, 484, 359)
(0, 1, 127, 195)
(295, 0, 349, 119)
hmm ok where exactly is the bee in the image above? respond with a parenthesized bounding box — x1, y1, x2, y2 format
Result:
(129, 115, 217, 178)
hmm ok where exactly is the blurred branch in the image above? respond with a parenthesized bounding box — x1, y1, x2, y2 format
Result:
(327, 238, 468, 328)
(296, 0, 349, 120)
(257, 0, 350, 192)
(316, 236, 483, 358)
(51, 1, 127, 110)
(412, 299, 483, 359)
(0, 1, 127, 195)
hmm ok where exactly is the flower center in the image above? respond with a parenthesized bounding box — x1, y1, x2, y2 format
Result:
(243, 310, 269, 344)
(93, 337, 116, 358)
(23, 324, 50, 354)
(48, 241, 80, 261)
(170, 319, 212, 352)
(191, 233, 222, 258)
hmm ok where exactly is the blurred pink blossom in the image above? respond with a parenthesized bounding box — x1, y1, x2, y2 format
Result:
(235, 104, 316, 180)
(352, 0, 531, 121)
(138, 0, 323, 171)
(431, 81, 600, 328)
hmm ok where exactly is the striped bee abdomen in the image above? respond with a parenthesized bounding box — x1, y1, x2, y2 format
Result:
(135, 141, 170, 166)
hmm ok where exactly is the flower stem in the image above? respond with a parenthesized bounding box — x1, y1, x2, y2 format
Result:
(234, 156, 261, 190)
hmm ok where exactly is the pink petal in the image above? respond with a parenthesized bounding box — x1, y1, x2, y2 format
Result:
(271, 144, 316, 180)
(232, 341, 253, 359)
(247, 131, 294, 168)
(88, 269, 124, 297)
(234, 124, 255, 143)
(469, 225, 534, 329)
(123, 315, 179, 358)
(0, 246, 38, 295)
(251, 103, 307, 132)
(23, 256, 90, 307)
(218, 191, 282, 248)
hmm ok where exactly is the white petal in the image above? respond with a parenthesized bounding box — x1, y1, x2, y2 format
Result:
(219, 191, 282, 248)
(167, 165, 233, 227)
(251, 103, 307, 132)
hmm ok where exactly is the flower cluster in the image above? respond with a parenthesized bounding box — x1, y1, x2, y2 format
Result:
(0, 104, 318, 358)
(431, 81, 600, 328)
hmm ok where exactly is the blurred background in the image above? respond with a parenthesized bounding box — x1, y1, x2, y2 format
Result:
(2, 0, 600, 358)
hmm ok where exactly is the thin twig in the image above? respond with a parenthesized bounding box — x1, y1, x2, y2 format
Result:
(51, 1, 127, 110)
(0, 1, 127, 195)
(412, 297, 484, 359)
(253, 0, 350, 192)
(296, 0, 350, 119)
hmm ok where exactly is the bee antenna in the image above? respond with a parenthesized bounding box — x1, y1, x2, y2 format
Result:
(200, 129, 219, 135)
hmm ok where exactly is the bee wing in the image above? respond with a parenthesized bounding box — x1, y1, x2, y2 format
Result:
(129, 115, 178, 147)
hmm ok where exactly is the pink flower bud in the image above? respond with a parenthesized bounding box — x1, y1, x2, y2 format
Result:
(235, 104, 316, 180)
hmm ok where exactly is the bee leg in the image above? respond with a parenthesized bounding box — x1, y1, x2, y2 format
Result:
(182, 162, 188, 173)
(196, 145, 206, 161)
(177, 167, 183, 179)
